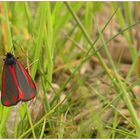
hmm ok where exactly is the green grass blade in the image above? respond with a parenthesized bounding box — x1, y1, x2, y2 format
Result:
(31, 2, 47, 79)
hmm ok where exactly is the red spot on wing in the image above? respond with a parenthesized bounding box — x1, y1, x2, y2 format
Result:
(5, 100, 11, 106)
(20, 93, 25, 100)
(30, 93, 35, 99)
(13, 96, 18, 101)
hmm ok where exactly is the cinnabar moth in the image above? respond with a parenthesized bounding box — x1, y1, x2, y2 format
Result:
(1, 52, 37, 106)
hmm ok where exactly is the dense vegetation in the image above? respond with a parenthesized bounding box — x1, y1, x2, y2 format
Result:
(0, 2, 140, 138)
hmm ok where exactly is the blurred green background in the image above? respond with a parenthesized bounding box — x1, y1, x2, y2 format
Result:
(0, 1, 140, 138)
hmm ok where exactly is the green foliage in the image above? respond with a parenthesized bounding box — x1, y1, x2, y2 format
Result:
(0, 1, 140, 138)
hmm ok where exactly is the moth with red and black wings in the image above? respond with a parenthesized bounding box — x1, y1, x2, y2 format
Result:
(1, 52, 37, 106)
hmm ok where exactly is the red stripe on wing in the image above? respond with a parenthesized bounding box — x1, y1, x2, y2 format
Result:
(9, 65, 19, 88)
(9, 65, 25, 100)
(1, 63, 20, 106)
(17, 62, 36, 89)
(1, 64, 6, 97)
